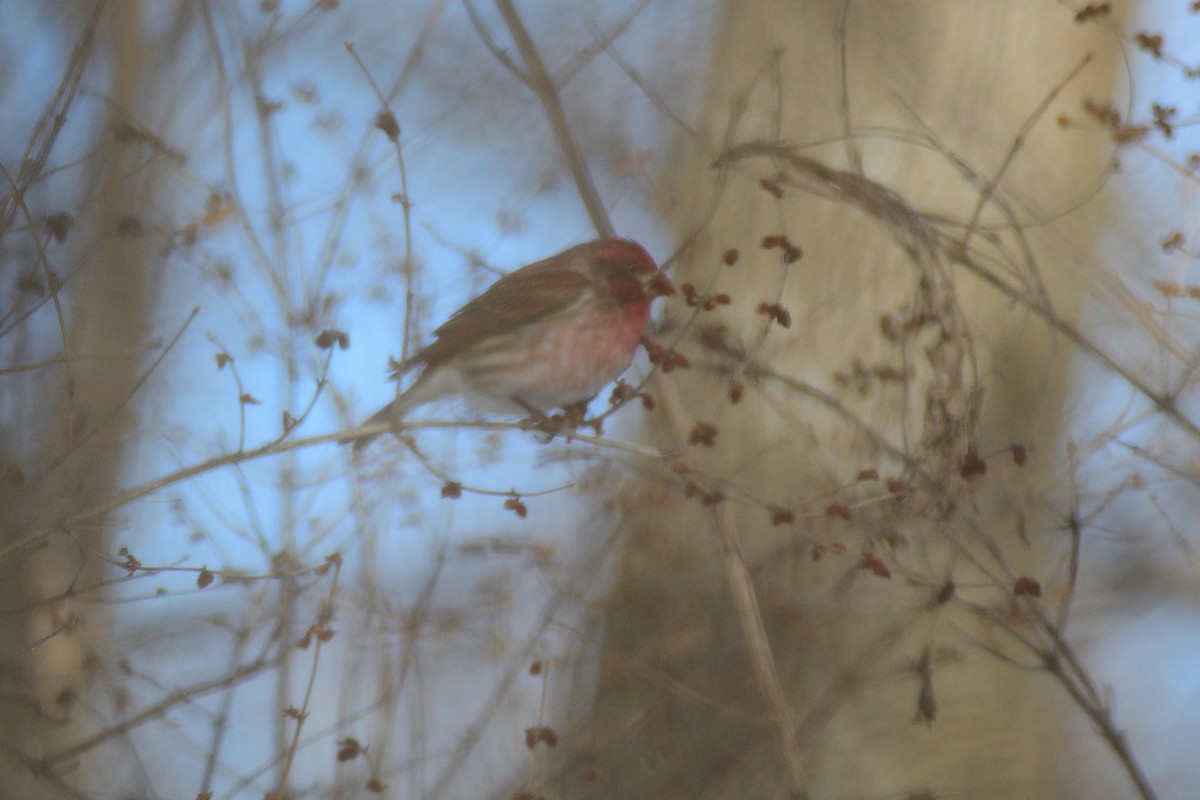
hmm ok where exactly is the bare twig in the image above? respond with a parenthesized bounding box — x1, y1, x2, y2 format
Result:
(208, 334, 250, 451)
(949, 242, 1200, 441)
(426, 519, 625, 800)
(962, 54, 1094, 248)
(1056, 444, 1084, 632)
(710, 505, 808, 799)
(344, 41, 419, 362)
(198, 629, 251, 796)
(39, 654, 279, 769)
(272, 557, 342, 796)
(561, 0, 656, 87)
(0, 3, 102, 235)
(462, 0, 527, 80)
(400, 435, 575, 498)
(492, 0, 615, 238)
(28, 306, 200, 484)
(0, 345, 159, 376)
(1032, 606, 1159, 800)
(197, 0, 279, 298)
(0, 165, 77, 431)
(836, 0, 863, 174)
(0, 416, 672, 570)
(593, 19, 707, 151)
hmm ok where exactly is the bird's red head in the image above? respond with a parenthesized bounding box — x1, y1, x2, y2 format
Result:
(587, 238, 674, 305)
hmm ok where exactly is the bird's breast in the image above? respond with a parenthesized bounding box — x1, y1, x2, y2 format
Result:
(460, 297, 649, 411)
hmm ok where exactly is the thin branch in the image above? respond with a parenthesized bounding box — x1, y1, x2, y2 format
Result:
(0, 165, 77, 431)
(0, 2, 102, 235)
(272, 558, 342, 795)
(0, 345, 158, 376)
(39, 655, 278, 769)
(0, 417, 671, 570)
(710, 505, 808, 799)
(962, 54, 1093, 248)
(208, 335, 250, 451)
(560, 0, 656, 87)
(198, 629, 251, 796)
(400, 435, 575, 498)
(948, 241, 1200, 441)
(198, 0, 280, 297)
(344, 41, 419, 363)
(28, 306, 201, 484)
(695, 327, 929, 480)
(426, 519, 625, 800)
(462, 0, 527, 80)
(836, 0, 863, 174)
(493, 0, 615, 238)
(1115, 438, 1200, 490)
(593, 19, 706, 151)
(1056, 444, 1084, 632)
(1031, 605, 1159, 800)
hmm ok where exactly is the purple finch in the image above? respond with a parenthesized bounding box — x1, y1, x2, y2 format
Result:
(347, 238, 670, 451)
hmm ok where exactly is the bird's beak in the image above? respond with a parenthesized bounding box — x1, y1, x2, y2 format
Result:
(642, 270, 676, 299)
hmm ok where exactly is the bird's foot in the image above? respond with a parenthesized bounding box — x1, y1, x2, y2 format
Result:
(518, 416, 560, 443)
(516, 400, 598, 442)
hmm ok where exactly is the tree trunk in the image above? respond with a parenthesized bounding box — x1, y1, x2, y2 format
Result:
(553, 2, 1130, 798)
(0, 3, 161, 794)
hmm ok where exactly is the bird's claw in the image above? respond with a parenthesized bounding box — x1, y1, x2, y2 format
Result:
(517, 401, 594, 443)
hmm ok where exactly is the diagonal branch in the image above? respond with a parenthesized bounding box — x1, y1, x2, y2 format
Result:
(0, 3, 103, 236)
(493, 0, 615, 238)
(711, 505, 808, 799)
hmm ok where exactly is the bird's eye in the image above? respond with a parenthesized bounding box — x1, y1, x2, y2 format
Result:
(624, 262, 638, 273)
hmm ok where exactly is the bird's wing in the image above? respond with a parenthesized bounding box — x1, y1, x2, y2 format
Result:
(415, 258, 590, 369)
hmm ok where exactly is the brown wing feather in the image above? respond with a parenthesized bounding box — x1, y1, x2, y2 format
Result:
(414, 255, 590, 370)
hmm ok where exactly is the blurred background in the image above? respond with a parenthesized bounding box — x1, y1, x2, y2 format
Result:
(1, 2, 1198, 798)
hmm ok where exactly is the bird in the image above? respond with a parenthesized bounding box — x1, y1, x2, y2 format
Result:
(345, 237, 671, 451)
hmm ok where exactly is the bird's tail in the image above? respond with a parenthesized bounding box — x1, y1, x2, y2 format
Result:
(342, 358, 429, 453)
(342, 398, 401, 453)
